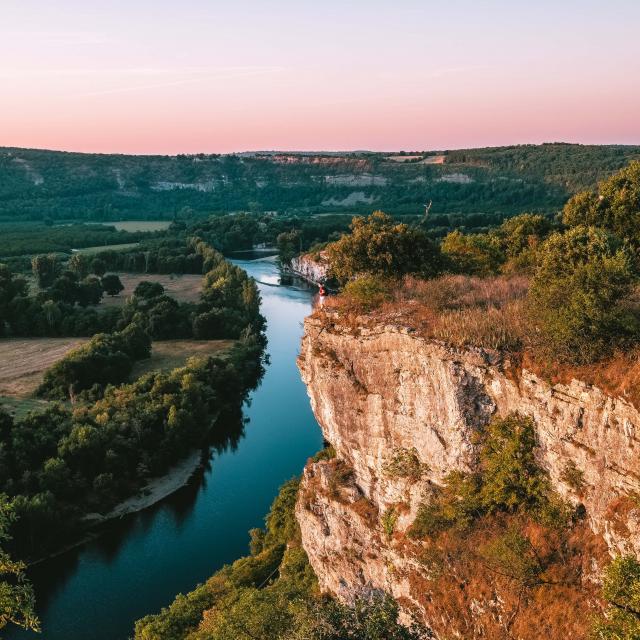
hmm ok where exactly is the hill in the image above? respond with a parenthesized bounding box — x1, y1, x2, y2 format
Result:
(1, 144, 639, 224)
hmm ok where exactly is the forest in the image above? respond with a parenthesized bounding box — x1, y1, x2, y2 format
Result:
(1, 143, 639, 223)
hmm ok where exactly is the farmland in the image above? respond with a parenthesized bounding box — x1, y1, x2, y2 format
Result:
(100, 272, 204, 306)
(97, 220, 172, 232)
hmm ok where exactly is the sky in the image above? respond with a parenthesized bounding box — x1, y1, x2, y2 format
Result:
(1, 0, 639, 154)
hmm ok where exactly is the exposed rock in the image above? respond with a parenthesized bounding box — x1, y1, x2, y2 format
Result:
(296, 315, 640, 636)
(290, 253, 329, 285)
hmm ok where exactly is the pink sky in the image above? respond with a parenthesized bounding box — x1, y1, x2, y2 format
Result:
(2, 0, 639, 154)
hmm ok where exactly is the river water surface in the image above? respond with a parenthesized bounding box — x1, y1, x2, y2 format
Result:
(9, 258, 323, 640)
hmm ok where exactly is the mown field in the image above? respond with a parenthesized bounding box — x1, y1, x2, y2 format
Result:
(74, 242, 140, 255)
(100, 272, 204, 306)
(0, 336, 233, 419)
(98, 221, 172, 232)
(0, 338, 85, 418)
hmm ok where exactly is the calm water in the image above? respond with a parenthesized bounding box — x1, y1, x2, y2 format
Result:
(9, 258, 323, 640)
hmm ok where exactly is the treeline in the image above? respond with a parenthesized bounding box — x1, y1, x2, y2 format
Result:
(135, 474, 425, 640)
(445, 143, 640, 193)
(0, 222, 150, 258)
(3, 144, 638, 223)
(0, 239, 265, 343)
(0, 337, 264, 558)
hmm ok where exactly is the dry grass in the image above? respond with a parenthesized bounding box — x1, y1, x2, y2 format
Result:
(325, 274, 530, 352)
(100, 272, 203, 307)
(405, 512, 608, 640)
(130, 340, 235, 379)
(523, 349, 640, 409)
(0, 337, 87, 397)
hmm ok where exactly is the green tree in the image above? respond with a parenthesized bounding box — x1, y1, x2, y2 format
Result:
(91, 258, 107, 277)
(0, 495, 39, 633)
(101, 274, 124, 297)
(327, 211, 442, 284)
(277, 230, 302, 266)
(441, 230, 503, 276)
(31, 254, 59, 288)
(77, 276, 104, 307)
(563, 161, 640, 245)
(478, 414, 549, 513)
(133, 281, 165, 300)
(49, 271, 80, 304)
(527, 226, 640, 364)
(593, 555, 640, 639)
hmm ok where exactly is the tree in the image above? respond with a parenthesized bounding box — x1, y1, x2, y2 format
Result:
(68, 253, 90, 279)
(31, 254, 59, 288)
(441, 230, 503, 276)
(0, 495, 39, 633)
(91, 258, 107, 277)
(101, 274, 124, 297)
(77, 276, 104, 307)
(563, 161, 640, 246)
(49, 271, 80, 304)
(327, 211, 443, 284)
(277, 230, 302, 266)
(133, 281, 165, 300)
(527, 226, 640, 364)
(593, 555, 640, 639)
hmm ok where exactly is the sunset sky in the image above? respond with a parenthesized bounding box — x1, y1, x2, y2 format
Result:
(2, 0, 639, 154)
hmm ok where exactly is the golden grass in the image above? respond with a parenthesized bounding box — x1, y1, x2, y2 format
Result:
(325, 274, 530, 352)
(0, 337, 87, 397)
(100, 272, 203, 307)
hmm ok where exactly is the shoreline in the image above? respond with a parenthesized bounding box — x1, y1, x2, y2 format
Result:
(29, 449, 204, 567)
(85, 450, 203, 523)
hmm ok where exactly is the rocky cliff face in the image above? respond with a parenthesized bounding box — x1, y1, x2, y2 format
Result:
(290, 253, 328, 284)
(296, 314, 640, 637)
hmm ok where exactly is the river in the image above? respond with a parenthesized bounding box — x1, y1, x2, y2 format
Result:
(9, 257, 323, 640)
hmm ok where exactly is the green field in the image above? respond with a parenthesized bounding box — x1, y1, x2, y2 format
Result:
(74, 242, 140, 255)
(98, 220, 172, 232)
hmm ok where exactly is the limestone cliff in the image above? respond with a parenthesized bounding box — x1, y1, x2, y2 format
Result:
(296, 314, 640, 638)
(289, 252, 329, 284)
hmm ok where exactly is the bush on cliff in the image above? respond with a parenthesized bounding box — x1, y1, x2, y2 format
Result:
(563, 160, 640, 246)
(527, 225, 640, 365)
(410, 414, 569, 539)
(326, 211, 443, 284)
(593, 555, 640, 639)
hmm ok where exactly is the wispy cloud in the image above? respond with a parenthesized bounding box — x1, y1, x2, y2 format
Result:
(73, 66, 285, 97)
(2, 30, 111, 46)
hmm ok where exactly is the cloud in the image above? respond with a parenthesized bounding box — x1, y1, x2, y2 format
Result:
(72, 66, 285, 97)
(2, 30, 112, 46)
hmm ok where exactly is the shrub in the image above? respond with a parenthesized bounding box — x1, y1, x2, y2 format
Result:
(479, 527, 543, 586)
(561, 460, 586, 494)
(593, 555, 640, 639)
(342, 276, 391, 311)
(381, 507, 398, 538)
(527, 226, 640, 364)
(441, 230, 504, 276)
(410, 414, 564, 539)
(563, 161, 640, 246)
(383, 447, 428, 481)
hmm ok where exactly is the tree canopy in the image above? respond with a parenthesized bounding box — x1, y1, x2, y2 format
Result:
(327, 211, 443, 284)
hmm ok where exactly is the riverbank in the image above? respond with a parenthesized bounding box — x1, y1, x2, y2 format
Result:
(85, 450, 203, 524)
(29, 450, 205, 567)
